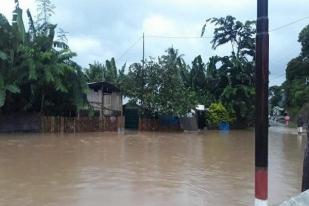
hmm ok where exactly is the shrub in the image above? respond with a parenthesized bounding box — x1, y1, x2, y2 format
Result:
(207, 102, 233, 128)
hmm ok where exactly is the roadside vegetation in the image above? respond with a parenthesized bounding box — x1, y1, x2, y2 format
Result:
(1, 0, 307, 128)
(269, 25, 309, 120)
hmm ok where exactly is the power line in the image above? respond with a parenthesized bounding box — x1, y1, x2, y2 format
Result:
(116, 37, 142, 62)
(115, 16, 309, 62)
(115, 35, 212, 63)
(144, 16, 309, 40)
(270, 16, 309, 32)
(145, 35, 213, 39)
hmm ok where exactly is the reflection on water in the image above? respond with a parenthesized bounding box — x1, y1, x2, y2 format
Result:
(0, 128, 305, 206)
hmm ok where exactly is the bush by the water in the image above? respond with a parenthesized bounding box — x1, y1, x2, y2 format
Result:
(207, 103, 233, 128)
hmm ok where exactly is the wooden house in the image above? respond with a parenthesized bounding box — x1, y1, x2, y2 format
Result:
(87, 81, 122, 117)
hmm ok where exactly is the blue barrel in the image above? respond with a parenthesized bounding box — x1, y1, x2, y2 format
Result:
(218, 122, 230, 131)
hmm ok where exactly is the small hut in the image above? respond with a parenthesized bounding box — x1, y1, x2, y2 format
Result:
(87, 81, 123, 117)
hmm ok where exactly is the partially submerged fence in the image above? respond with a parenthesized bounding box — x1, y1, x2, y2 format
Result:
(0, 113, 41, 133)
(42, 116, 123, 133)
(1, 113, 185, 133)
(139, 117, 181, 132)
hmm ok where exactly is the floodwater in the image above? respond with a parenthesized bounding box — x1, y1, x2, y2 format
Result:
(0, 127, 305, 206)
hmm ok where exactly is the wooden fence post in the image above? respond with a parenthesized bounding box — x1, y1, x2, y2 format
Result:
(51, 116, 54, 133)
(138, 117, 140, 131)
(61, 116, 64, 133)
(41, 116, 44, 133)
(103, 116, 106, 132)
(74, 117, 76, 134)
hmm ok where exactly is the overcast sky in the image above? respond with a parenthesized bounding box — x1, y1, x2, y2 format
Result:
(1, 0, 309, 85)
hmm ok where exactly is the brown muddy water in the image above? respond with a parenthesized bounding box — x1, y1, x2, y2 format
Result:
(0, 127, 305, 206)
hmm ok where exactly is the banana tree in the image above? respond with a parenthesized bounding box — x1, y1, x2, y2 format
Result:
(0, 13, 22, 108)
(1, 1, 87, 115)
(22, 16, 87, 114)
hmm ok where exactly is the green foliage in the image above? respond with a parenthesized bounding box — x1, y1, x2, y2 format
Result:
(299, 25, 309, 58)
(1, 8, 260, 128)
(85, 58, 125, 89)
(156, 48, 197, 116)
(207, 102, 233, 127)
(202, 16, 256, 58)
(85, 62, 105, 82)
(282, 24, 309, 116)
(105, 58, 118, 82)
(190, 55, 206, 90)
(35, 0, 55, 25)
(123, 48, 197, 116)
(0, 1, 87, 116)
(269, 85, 285, 108)
(201, 16, 256, 127)
(0, 11, 24, 108)
(180, 55, 208, 105)
(122, 16, 256, 126)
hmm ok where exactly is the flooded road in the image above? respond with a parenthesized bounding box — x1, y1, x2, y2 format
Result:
(0, 127, 305, 206)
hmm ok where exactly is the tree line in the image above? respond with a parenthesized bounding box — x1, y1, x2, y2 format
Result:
(269, 24, 309, 119)
(84, 16, 257, 128)
(0, 0, 87, 116)
(0, 1, 257, 128)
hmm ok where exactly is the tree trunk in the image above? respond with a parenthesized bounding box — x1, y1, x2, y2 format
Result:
(302, 129, 309, 192)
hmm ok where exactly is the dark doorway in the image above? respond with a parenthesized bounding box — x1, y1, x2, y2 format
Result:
(197, 110, 206, 130)
(124, 108, 139, 129)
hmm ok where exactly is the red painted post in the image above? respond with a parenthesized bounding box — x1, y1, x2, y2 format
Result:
(255, 0, 269, 205)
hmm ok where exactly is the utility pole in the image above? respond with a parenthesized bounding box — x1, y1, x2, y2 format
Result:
(255, 0, 269, 205)
(141, 33, 145, 112)
(101, 68, 105, 120)
(143, 32, 145, 69)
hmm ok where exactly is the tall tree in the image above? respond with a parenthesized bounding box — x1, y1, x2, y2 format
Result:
(190, 55, 206, 91)
(35, 0, 55, 26)
(284, 25, 309, 114)
(269, 85, 285, 108)
(85, 62, 105, 82)
(85, 58, 126, 89)
(0, 13, 22, 107)
(202, 15, 256, 59)
(201, 16, 256, 127)
(1, 1, 88, 116)
(123, 48, 197, 116)
(299, 25, 309, 58)
(105, 58, 118, 83)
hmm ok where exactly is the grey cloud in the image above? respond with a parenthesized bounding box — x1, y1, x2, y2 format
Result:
(8, 0, 309, 85)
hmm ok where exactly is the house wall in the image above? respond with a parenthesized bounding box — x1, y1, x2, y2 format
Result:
(87, 90, 122, 115)
(87, 90, 102, 108)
